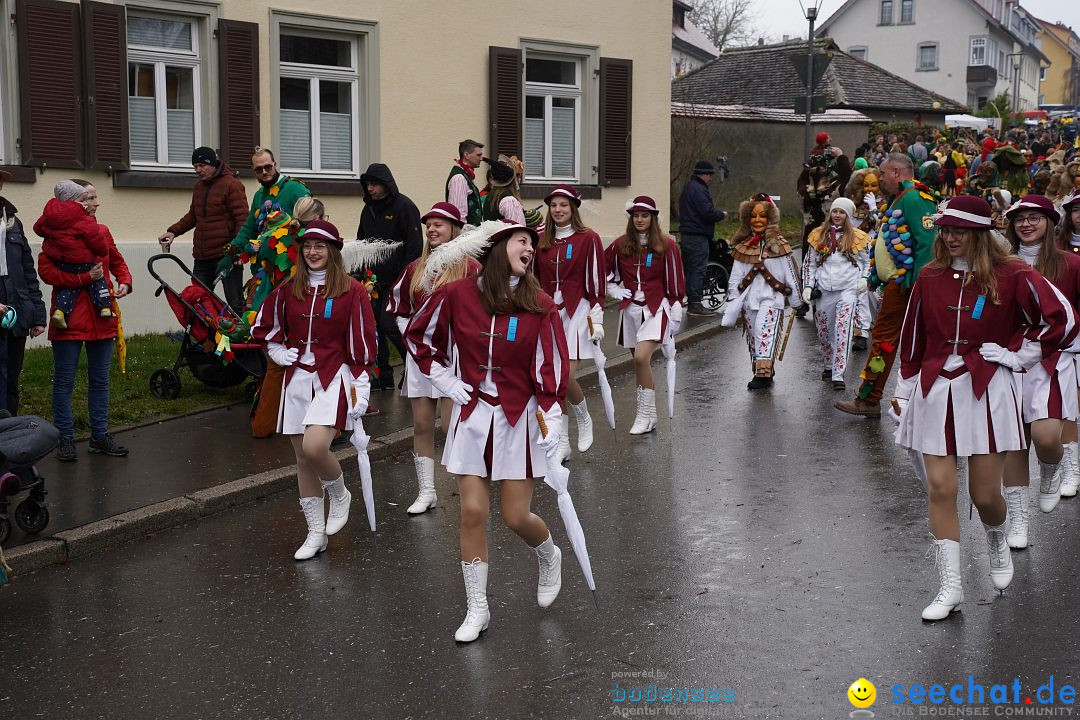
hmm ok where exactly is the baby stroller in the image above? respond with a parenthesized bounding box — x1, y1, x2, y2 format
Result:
(0, 414, 59, 545)
(701, 236, 734, 311)
(147, 254, 266, 400)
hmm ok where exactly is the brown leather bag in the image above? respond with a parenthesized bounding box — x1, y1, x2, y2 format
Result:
(251, 358, 285, 438)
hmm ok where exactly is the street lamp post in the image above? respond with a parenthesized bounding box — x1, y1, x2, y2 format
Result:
(801, 1, 823, 160)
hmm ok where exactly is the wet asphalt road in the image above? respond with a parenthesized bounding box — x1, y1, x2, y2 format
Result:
(3, 316, 1080, 719)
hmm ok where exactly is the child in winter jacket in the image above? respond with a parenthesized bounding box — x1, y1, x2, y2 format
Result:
(34, 182, 111, 329)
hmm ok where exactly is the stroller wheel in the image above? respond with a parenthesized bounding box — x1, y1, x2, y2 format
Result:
(14, 499, 49, 535)
(702, 262, 729, 310)
(0, 515, 10, 544)
(150, 368, 182, 400)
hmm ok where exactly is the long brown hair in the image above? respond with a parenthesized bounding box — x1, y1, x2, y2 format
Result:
(484, 182, 522, 219)
(618, 213, 668, 257)
(1057, 202, 1080, 250)
(539, 203, 588, 250)
(479, 236, 544, 315)
(810, 212, 857, 254)
(409, 221, 466, 298)
(291, 244, 352, 300)
(1006, 220, 1062, 283)
(929, 228, 1016, 304)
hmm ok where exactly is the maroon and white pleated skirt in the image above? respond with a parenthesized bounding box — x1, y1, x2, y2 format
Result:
(618, 301, 670, 349)
(279, 364, 358, 434)
(896, 365, 1025, 457)
(1015, 354, 1078, 423)
(443, 395, 550, 481)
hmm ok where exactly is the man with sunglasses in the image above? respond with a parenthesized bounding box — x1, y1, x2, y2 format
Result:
(218, 147, 311, 283)
(835, 152, 939, 418)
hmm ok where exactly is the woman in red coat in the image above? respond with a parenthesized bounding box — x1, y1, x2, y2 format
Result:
(251, 220, 378, 560)
(1056, 189, 1080, 499)
(894, 196, 1073, 621)
(407, 223, 570, 643)
(533, 185, 606, 463)
(1000, 195, 1080, 548)
(37, 181, 132, 462)
(604, 196, 686, 434)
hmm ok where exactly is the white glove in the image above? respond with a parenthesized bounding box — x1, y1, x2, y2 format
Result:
(428, 363, 474, 405)
(607, 283, 632, 301)
(856, 277, 869, 295)
(864, 193, 878, 212)
(588, 306, 605, 342)
(802, 287, 813, 305)
(889, 374, 916, 424)
(978, 342, 1022, 371)
(668, 303, 684, 336)
(349, 373, 371, 419)
(537, 408, 563, 457)
(267, 343, 299, 368)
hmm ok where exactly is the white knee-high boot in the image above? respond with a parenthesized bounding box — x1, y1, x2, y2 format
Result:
(294, 496, 328, 561)
(455, 558, 490, 643)
(1060, 442, 1080, 497)
(571, 399, 594, 452)
(629, 387, 657, 435)
(323, 473, 351, 536)
(407, 454, 437, 515)
(1038, 459, 1063, 512)
(922, 536, 963, 621)
(984, 520, 1013, 591)
(1003, 486, 1029, 549)
(554, 415, 571, 464)
(533, 533, 562, 608)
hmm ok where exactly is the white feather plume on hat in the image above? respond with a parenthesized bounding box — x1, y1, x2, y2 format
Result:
(342, 238, 403, 274)
(418, 220, 507, 292)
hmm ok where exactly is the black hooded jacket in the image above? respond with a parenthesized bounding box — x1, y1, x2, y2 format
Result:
(356, 163, 423, 288)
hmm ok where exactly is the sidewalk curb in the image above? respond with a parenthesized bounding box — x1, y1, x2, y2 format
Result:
(5, 317, 727, 576)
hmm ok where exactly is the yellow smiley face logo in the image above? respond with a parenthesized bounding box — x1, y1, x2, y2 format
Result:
(848, 678, 876, 708)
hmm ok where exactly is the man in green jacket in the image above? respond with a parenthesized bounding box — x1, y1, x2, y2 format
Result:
(217, 147, 311, 282)
(445, 139, 484, 225)
(835, 152, 939, 418)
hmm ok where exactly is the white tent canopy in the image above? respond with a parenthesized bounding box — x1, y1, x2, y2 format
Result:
(945, 114, 989, 130)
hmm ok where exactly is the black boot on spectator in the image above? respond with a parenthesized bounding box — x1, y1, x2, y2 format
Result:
(89, 433, 129, 457)
(57, 437, 77, 462)
(375, 369, 396, 390)
(687, 303, 715, 317)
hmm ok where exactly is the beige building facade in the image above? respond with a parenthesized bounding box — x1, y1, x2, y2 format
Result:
(1036, 19, 1080, 106)
(0, 0, 670, 335)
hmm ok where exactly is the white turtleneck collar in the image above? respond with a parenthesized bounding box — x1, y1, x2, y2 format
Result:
(554, 224, 574, 240)
(308, 269, 327, 287)
(636, 232, 648, 246)
(1017, 242, 1040, 266)
(1071, 232, 1080, 248)
(509, 275, 521, 288)
(950, 257, 969, 271)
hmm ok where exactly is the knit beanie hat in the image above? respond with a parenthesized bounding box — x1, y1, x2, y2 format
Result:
(191, 146, 220, 167)
(830, 197, 856, 219)
(53, 180, 85, 202)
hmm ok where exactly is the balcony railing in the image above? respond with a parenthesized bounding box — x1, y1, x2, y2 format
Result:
(967, 64, 997, 84)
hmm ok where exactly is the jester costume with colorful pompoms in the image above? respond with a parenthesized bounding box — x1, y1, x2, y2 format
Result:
(856, 179, 939, 401)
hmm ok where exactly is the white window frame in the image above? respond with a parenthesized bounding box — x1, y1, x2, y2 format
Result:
(917, 42, 938, 71)
(520, 39, 599, 185)
(0, 0, 12, 164)
(970, 36, 987, 66)
(270, 11, 379, 179)
(848, 46, 868, 60)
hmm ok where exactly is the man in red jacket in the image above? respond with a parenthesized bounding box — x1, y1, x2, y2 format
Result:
(159, 147, 249, 310)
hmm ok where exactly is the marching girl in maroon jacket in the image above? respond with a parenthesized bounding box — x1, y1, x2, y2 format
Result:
(252, 220, 378, 561)
(604, 196, 686, 434)
(534, 185, 606, 463)
(1056, 190, 1080, 499)
(1001, 195, 1080, 549)
(894, 196, 1074, 621)
(386, 202, 482, 516)
(407, 223, 570, 643)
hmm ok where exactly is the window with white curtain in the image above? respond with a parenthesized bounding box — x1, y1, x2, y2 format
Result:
(127, 14, 200, 167)
(524, 54, 581, 182)
(900, 0, 914, 23)
(917, 43, 938, 70)
(970, 36, 986, 65)
(278, 31, 358, 174)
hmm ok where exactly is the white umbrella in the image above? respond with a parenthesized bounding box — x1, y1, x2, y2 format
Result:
(536, 411, 597, 594)
(587, 316, 616, 432)
(349, 426, 377, 531)
(661, 335, 676, 418)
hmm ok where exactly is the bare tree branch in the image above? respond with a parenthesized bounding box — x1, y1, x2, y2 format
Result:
(688, 0, 765, 51)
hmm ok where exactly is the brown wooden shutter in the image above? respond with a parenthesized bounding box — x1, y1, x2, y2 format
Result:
(218, 19, 260, 174)
(488, 46, 522, 157)
(599, 57, 633, 187)
(82, 0, 129, 170)
(15, 0, 84, 168)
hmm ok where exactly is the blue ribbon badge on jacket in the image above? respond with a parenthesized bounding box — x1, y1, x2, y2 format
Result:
(323, 298, 334, 319)
(507, 316, 518, 342)
(646, 252, 654, 268)
(566, 244, 573, 260)
(972, 295, 985, 320)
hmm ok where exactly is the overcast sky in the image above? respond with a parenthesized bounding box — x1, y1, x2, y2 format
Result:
(747, 0, 1080, 43)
